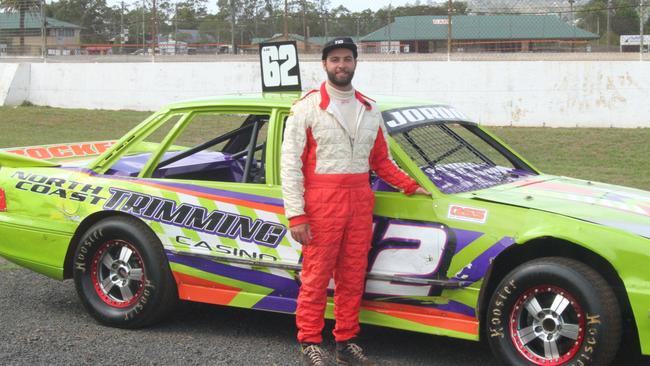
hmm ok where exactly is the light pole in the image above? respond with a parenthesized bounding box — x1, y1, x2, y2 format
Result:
(230, 0, 236, 54)
(151, 0, 157, 57)
(568, 0, 575, 52)
(120, 1, 125, 54)
(641, 0, 645, 58)
(284, 0, 288, 39)
(142, 0, 145, 52)
(447, 0, 452, 59)
(606, 0, 611, 48)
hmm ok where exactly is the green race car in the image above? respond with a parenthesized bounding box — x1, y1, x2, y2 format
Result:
(0, 93, 648, 366)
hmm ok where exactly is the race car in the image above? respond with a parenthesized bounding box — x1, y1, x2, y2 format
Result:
(0, 93, 648, 366)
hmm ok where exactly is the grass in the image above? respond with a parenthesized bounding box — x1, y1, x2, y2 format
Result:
(0, 106, 149, 146)
(1, 106, 648, 191)
(490, 127, 650, 191)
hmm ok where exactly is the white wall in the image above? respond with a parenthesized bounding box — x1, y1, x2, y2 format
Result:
(0, 63, 29, 106)
(1, 61, 649, 127)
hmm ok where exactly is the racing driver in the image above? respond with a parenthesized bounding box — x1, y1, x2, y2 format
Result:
(281, 37, 429, 366)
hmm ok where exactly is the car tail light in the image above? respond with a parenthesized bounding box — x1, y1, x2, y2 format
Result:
(0, 188, 6, 212)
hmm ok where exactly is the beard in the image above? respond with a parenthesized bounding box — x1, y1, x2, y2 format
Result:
(326, 68, 355, 87)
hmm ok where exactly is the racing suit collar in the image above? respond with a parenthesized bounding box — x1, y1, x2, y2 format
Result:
(319, 81, 372, 111)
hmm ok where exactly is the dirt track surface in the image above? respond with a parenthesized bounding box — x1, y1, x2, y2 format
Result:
(3, 256, 649, 365)
(0, 257, 495, 365)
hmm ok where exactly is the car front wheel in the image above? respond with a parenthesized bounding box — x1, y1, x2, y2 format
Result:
(486, 257, 621, 366)
(73, 216, 177, 328)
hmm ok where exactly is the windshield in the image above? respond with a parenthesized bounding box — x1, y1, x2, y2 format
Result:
(392, 122, 537, 194)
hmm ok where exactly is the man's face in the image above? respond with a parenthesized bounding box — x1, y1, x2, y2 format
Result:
(322, 48, 356, 88)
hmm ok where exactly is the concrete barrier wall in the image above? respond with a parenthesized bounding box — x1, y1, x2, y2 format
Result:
(0, 63, 29, 106)
(1, 61, 648, 127)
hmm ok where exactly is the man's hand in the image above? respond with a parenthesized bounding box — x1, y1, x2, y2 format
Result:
(414, 186, 431, 195)
(290, 223, 313, 245)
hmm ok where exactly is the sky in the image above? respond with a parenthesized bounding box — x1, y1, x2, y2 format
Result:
(328, 0, 421, 12)
(101, 0, 431, 14)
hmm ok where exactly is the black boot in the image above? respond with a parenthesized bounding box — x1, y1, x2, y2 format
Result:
(300, 343, 327, 366)
(335, 339, 376, 366)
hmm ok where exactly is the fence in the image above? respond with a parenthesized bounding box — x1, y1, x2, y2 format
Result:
(0, 0, 648, 61)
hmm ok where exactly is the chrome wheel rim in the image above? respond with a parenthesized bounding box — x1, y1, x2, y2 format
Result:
(90, 240, 146, 308)
(509, 285, 585, 365)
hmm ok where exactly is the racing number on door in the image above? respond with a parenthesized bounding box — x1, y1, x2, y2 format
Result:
(366, 221, 451, 297)
(259, 41, 301, 91)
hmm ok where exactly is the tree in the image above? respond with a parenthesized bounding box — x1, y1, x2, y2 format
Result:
(611, 0, 640, 36)
(0, 0, 42, 52)
(46, 0, 116, 43)
(578, 0, 642, 44)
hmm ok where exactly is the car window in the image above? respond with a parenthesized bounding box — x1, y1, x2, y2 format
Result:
(105, 113, 184, 176)
(150, 112, 269, 183)
(125, 114, 185, 154)
(393, 123, 537, 193)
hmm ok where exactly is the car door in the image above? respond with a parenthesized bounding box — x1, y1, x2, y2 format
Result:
(95, 106, 304, 312)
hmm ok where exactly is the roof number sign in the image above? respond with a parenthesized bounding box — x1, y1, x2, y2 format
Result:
(259, 41, 302, 92)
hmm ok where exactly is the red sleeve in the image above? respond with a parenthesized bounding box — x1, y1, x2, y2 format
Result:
(369, 129, 420, 195)
(288, 215, 309, 228)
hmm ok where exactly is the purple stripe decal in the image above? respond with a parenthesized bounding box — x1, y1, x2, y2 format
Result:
(252, 296, 297, 313)
(435, 300, 476, 318)
(451, 228, 484, 254)
(453, 236, 515, 282)
(149, 180, 284, 207)
(68, 167, 285, 207)
(603, 192, 627, 203)
(167, 251, 299, 302)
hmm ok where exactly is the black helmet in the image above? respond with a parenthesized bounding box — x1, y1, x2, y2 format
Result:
(321, 37, 358, 60)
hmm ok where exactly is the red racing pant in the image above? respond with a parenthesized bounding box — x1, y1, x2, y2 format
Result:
(296, 174, 374, 344)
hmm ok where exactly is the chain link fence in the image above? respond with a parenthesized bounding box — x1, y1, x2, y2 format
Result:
(0, 0, 648, 61)
(0, 0, 46, 57)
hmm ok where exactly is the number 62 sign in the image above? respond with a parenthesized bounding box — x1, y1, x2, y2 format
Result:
(259, 41, 302, 92)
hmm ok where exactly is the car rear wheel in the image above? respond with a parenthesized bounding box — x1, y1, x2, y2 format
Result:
(486, 257, 621, 366)
(73, 216, 177, 328)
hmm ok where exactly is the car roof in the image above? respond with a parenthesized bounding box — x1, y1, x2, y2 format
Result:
(165, 92, 460, 115)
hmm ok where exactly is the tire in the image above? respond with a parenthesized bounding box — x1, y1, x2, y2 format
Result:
(73, 216, 177, 328)
(486, 257, 621, 366)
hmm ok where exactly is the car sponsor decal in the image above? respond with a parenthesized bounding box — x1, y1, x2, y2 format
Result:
(448, 205, 488, 224)
(2, 141, 116, 160)
(11, 171, 108, 205)
(104, 176, 285, 214)
(104, 188, 287, 248)
(382, 105, 470, 134)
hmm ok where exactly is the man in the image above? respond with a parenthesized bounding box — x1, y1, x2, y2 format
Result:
(281, 38, 429, 366)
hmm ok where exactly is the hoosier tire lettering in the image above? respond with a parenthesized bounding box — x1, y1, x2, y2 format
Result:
(73, 216, 177, 328)
(486, 257, 621, 366)
(73, 228, 104, 273)
(488, 279, 516, 339)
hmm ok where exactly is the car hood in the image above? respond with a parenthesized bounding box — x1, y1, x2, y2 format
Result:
(470, 175, 650, 239)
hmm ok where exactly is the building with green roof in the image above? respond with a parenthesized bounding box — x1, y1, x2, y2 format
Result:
(0, 12, 81, 56)
(360, 15, 599, 53)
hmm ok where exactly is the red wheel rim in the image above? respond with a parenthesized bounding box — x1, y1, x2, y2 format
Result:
(509, 285, 586, 365)
(90, 240, 146, 308)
